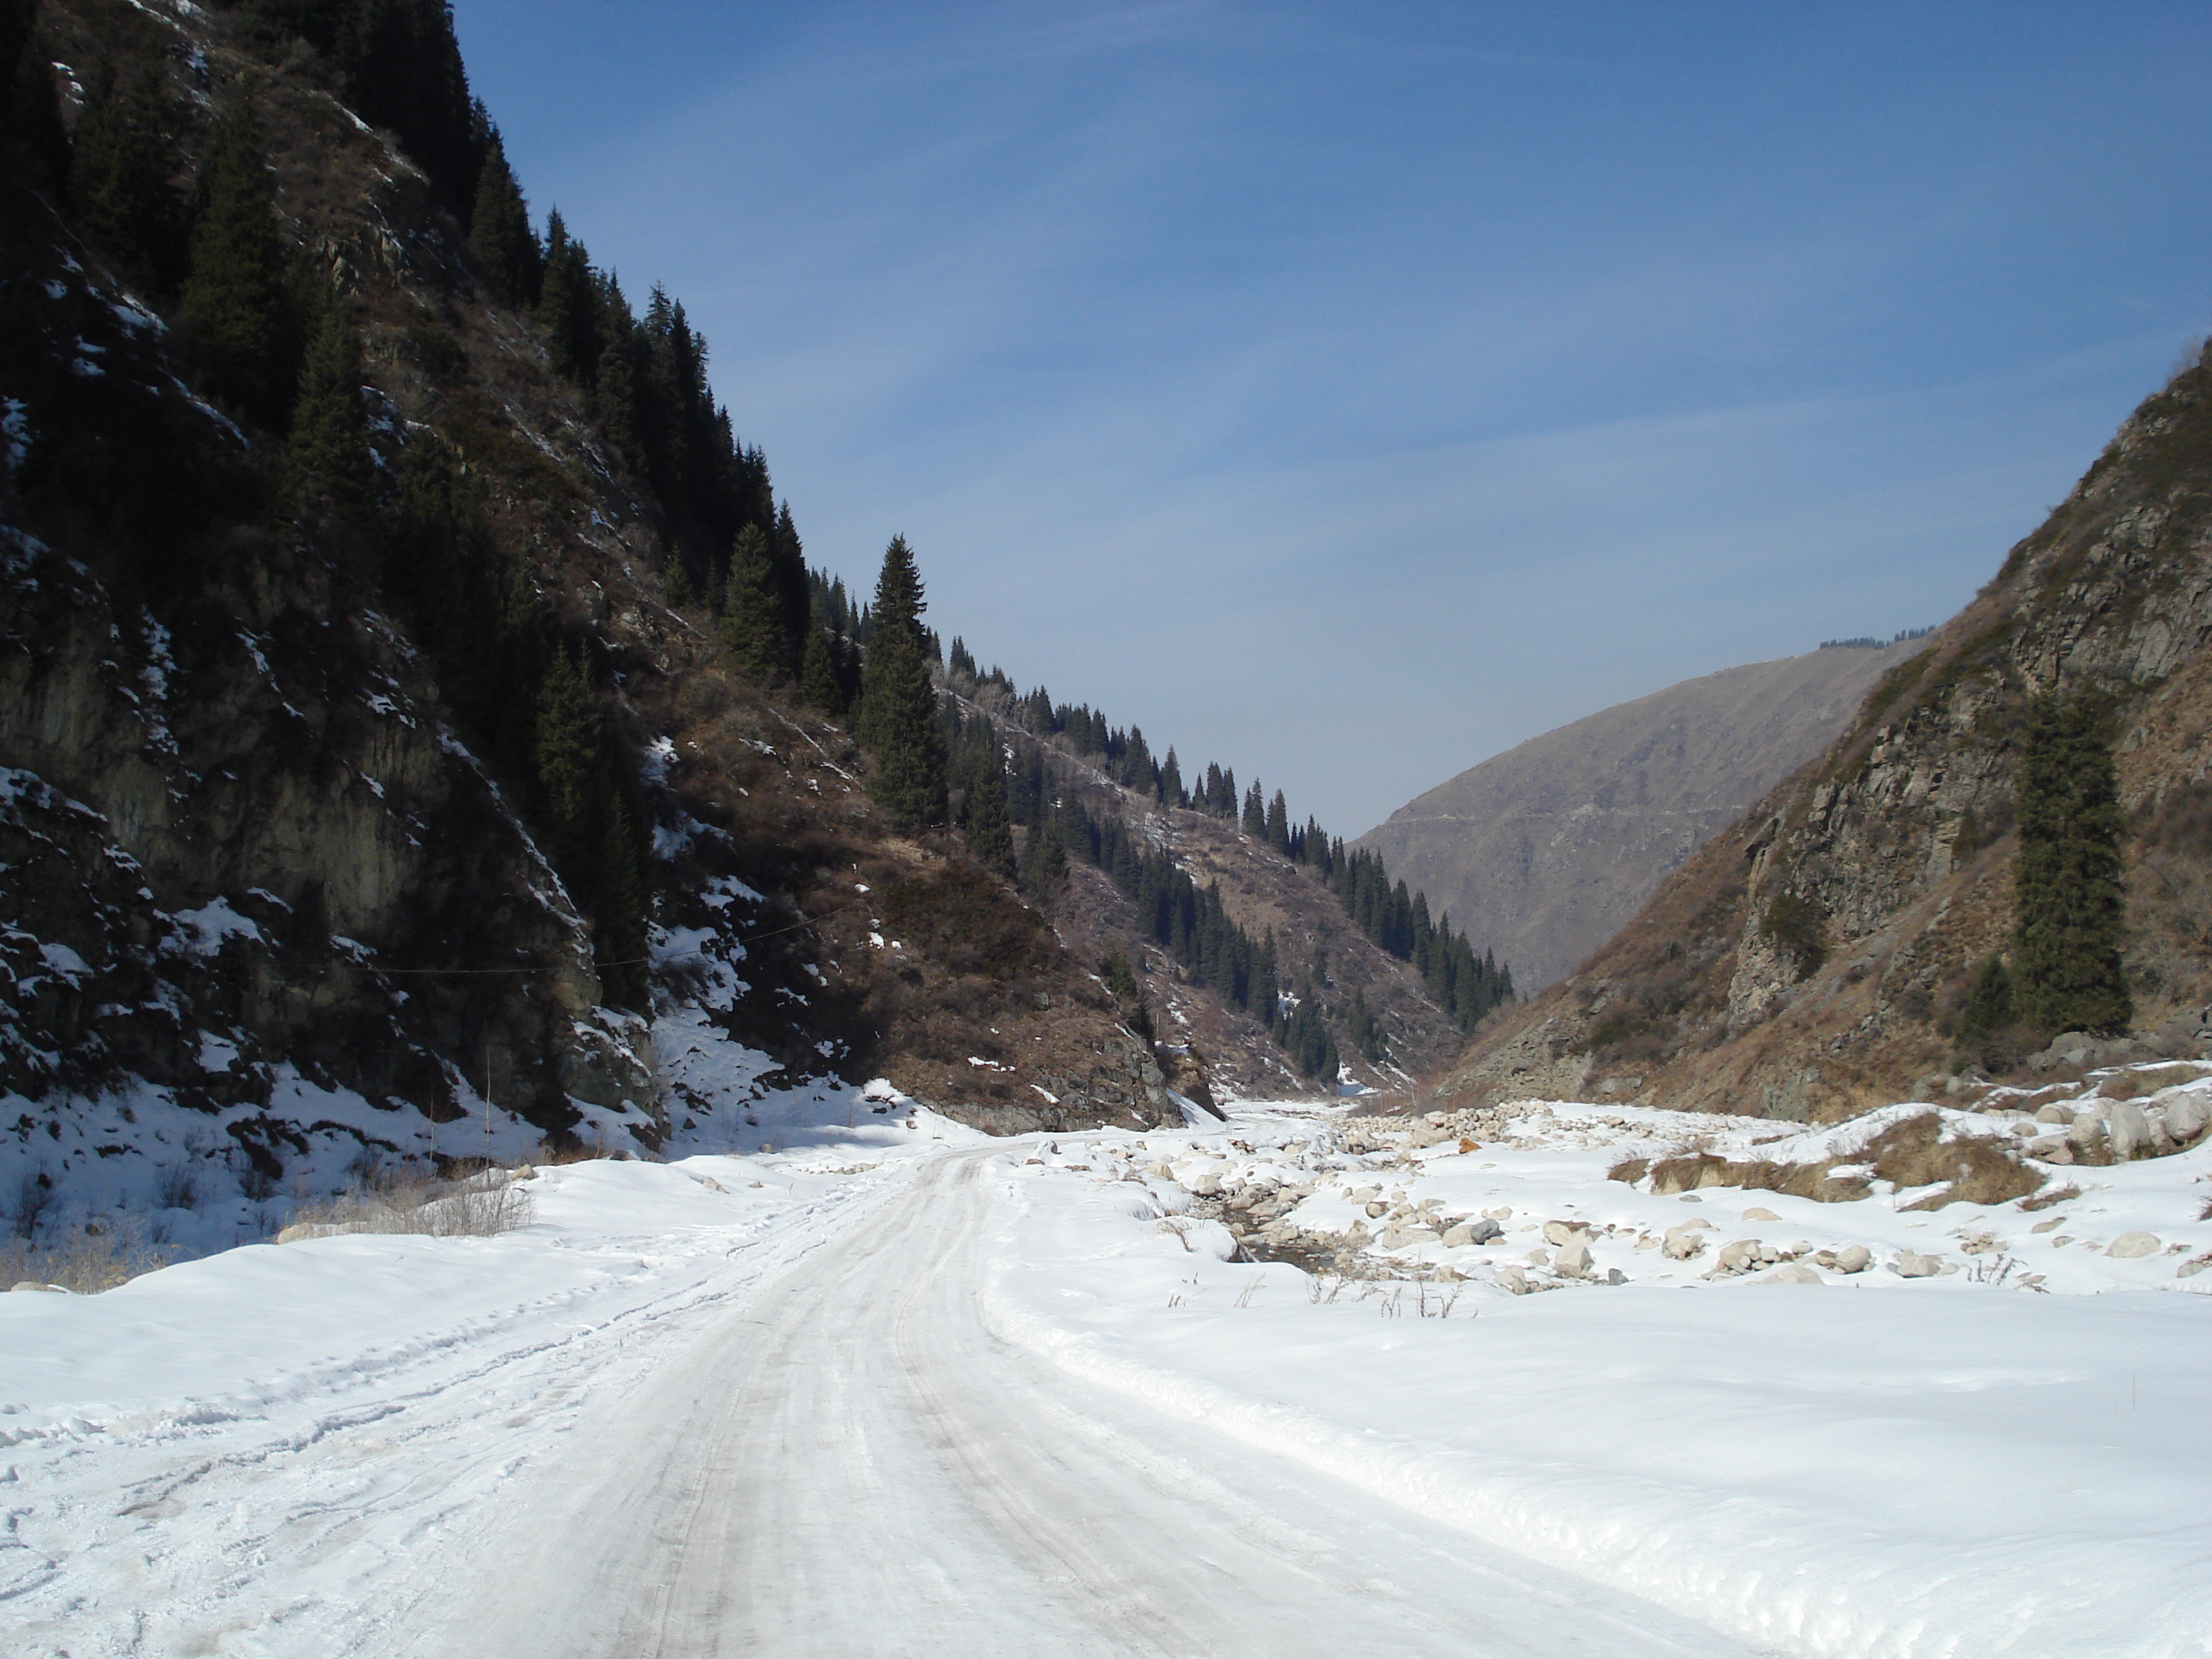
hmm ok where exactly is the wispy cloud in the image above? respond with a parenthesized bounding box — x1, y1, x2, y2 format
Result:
(464, 0, 2212, 840)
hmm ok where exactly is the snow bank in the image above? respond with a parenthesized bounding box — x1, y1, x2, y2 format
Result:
(979, 1105, 2212, 1659)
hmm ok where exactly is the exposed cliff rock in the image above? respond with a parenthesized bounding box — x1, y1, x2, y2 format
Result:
(1357, 641, 1920, 990)
(1442, 341, 2212, 1121)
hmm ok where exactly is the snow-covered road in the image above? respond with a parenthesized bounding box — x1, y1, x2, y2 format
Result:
(12, 1094, 2211, 1657)
(428, 1148, 1745, 1659)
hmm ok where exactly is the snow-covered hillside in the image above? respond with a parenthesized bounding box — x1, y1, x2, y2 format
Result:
(7, 1083, 2207, 1656)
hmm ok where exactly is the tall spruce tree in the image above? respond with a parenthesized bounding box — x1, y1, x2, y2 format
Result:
(289, 301, 374, 519)
(858, 534, 948, 832)
(73, 62, 184, 292)
(963, 754, 1016, 881)
(719, 524, 788, 683)
(2012, 689, 2131, 1036)
(467, 129, 539, 302)
(180, 91, 299, 429)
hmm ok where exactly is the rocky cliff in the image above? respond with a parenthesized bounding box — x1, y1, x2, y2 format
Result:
(1356, 640, 1920, 991)
(1441, 340, 2212, 1120)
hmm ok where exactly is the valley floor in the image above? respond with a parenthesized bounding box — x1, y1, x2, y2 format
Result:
(5, 1095, 2208, 1658)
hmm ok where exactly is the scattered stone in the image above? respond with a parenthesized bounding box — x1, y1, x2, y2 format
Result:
(1442, 1218, 1501, 1247)
(2035, 1103, 2072, 1124)
(2106, 1231, 2162, 1259)
(1661, 1224, 1708, 1260)
(9, 1281, 68, 1293)
(2026, 1137, 2072, 1163)
(1542, 1219, 1586, 1246)
(2164, 1096, 2208, 1142)
(1482, 1205, 1512, 1221)
(2031, 1216, 2064, 1233)
(2179, 1256, 2212, 1280)
(1554, 1238, 1593, 1277)
(1892, 1249, 1943, 1278)
(1833, 1245, 1871, 1273)
(1493, 1264, 1530, 1295)
(1758, 1263, 1823, 1285)
(2107, 1103, 2152, 1161)
(1742, 1205, 1781, 1221)
(1605, 1267, 1627, 1285)
(1717, 1238, 1764, 1272)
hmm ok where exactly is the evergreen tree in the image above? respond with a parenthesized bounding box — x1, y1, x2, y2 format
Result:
(963, 754, 1016, 880)
(591, 799, 649, 1009)
(858, 535, 948, 833)
(72, 61, 184, 292)
(592, 298, 641, 465)
(2012, 689, 2131, 1035)
(467, 128, 539, 302)
(533, 644, 599, 871)
(537, 210, 597, 382)
(288, 300, 374, 519)
(1020, 812, 1067, 897)
(180, 91, 300, 429)
(719, 524, 788, 683)
(6, 30, 68, 194)
(0, 0, 32, 128)
(801, 621, 846, 714)
(769, 501, 811, 673)
(1956, 955, 2015, 1048)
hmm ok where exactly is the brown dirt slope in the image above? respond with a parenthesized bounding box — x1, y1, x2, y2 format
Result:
(1439, 341, 2212, 1122)
(1357, 639, 1920, 991)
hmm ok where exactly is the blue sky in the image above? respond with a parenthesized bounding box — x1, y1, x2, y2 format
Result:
(454, 1, 2212, 837)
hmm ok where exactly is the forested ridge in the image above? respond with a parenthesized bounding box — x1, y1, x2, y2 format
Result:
(2, 0, 1507, 1093)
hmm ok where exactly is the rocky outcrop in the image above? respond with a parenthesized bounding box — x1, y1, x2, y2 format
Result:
(1443, 340, 2212, 1120)
(1357, 641, 1920, 991)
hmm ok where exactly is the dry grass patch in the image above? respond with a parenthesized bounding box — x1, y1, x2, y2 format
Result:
(285, 1167, 533, 1240)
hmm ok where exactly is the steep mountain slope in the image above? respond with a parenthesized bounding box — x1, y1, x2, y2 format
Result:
(0, 0, 1486, 1256)
(1357, 639, 1923, 990)
(0, 0, 1179, 1242)
(1440, 341, 2212, 1119)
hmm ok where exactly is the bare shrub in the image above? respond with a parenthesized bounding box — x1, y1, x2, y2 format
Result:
(1, 1216, 174, 1293)
(289, 1167, 533, 1239)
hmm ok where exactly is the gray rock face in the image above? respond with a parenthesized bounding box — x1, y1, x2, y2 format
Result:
(2165, 1095, 2208, 1141)
(1356, 642, 1921, 991)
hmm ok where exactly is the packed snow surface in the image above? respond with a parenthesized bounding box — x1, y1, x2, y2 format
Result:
(6, 1092, 2207, 1657)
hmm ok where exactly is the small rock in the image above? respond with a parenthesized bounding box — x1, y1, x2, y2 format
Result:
(2164, 1095, 2208, 1142)
(1493, 1264, 1530, 1295)
(1433, 1264, 1465, 1282)
(1524, 1249, 1550, 1266)
(2178, 1258, 2211, 1280)
(1834, 1245, 1871, 1273)
(2035, 1103, 2072, 1124)
(1892, 1249, 1943, 1278)
(2026, 1137, 2072, 1162)
(1442, 1218, 1501, 1247)
(1758, 1263, 1823, 1285)
(1604, 1267, 1627, 1285)
(1482, 1205, 1512, 1221)
(1717, 1238, 1763, 1272)
(1554, 1238, 1593, 1277)
(1660, 1224, 1707, 1260)
(1742, 1206, 1781, 1221)
(1364, 1200, 1389, 1218)
(2107, 1231, 2162, 1259)
(1542, 1219, 1586, 1246)
(10, 1281, 68, 1293)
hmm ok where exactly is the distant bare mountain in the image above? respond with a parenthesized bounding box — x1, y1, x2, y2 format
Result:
(1357, 640, 1923, 991)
